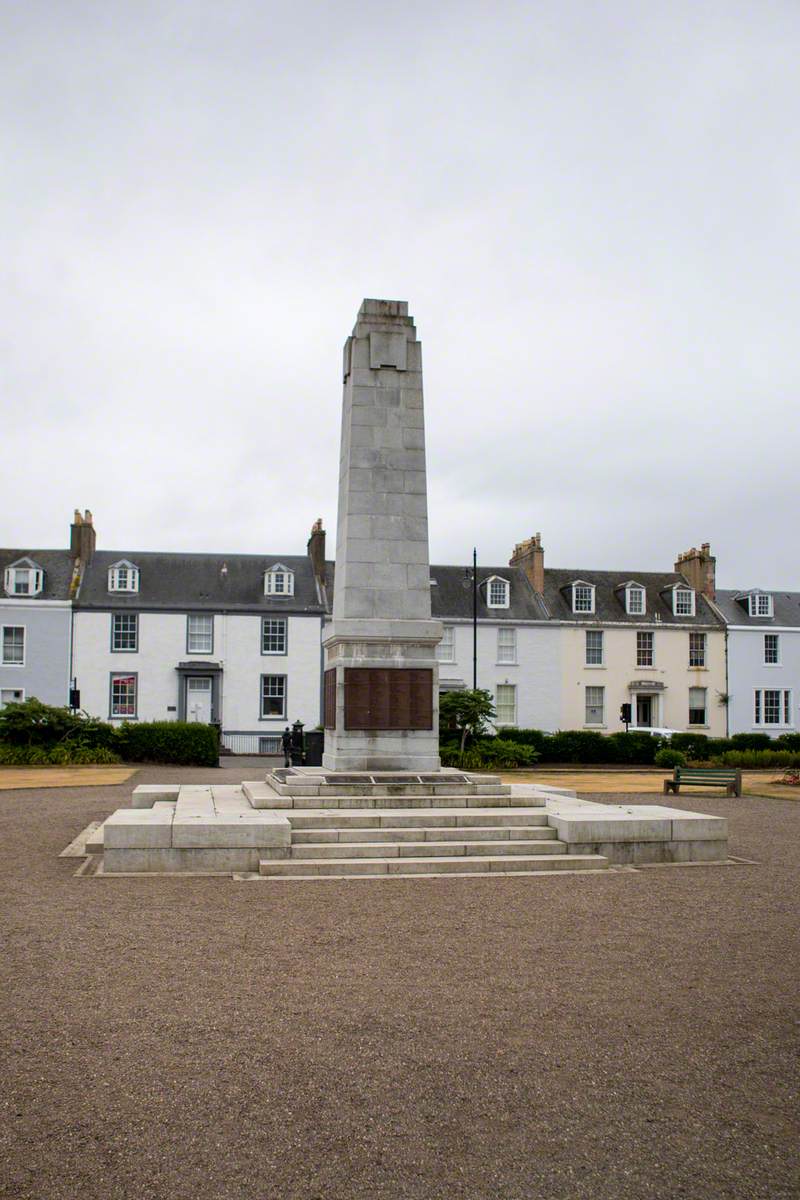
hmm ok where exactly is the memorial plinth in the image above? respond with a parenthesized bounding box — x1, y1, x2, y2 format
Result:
(322, 299, 443, 771)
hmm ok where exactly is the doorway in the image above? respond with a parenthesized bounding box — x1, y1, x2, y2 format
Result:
(186, 677, 212, 723)
(635, 694, 654, 728)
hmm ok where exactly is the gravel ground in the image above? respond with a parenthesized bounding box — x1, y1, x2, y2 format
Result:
(0, 766, 797, 1200)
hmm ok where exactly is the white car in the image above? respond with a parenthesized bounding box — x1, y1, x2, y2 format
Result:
(636, 727, 680, 739)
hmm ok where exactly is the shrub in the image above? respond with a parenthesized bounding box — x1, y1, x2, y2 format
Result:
(0, 744, 120, 766)
(606, 731, 659, 765)
(775, 733, 800, 751)
(540, 730, 612, 764)
(729, 733, 773, 751)
(490, 728, 549, 754)
(710, 749, 800, 769)
(654, 747, 687, 768)
(441, 737, 539, 770)
(670, 733, 711, 760)
(115, 721, 219, 767)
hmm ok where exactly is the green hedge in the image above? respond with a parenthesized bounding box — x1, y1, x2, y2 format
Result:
(0, 699, 219, 767)
(115, 722, 219, 766)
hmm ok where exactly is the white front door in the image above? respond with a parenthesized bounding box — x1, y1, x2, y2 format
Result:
(187, 677, 212, 723)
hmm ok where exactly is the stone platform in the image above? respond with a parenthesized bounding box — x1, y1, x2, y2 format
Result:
(83, 772, 729, 877)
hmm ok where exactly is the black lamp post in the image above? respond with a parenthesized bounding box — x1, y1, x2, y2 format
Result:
(463, 549, 478, 690)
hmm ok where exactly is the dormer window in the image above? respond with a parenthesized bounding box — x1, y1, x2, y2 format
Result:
(485, 576, 510, 609)
(4, 559, 44, 597)
(108, 561, 140, 593)
(749, 592, 773, 618)
(625, 583, 646, 616)
(571, 581, 595, 614)
(673, 586, 695, 616)
(264, 564, 294, 597)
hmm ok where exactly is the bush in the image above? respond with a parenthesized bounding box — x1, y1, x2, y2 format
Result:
(0, 743, 121, 765)
(775, 733, 800, 751)
(606, 731, 659, 765)
(670, 733, 711, 760)
(115, 721, 219, 766)
(441, 737, 539, 770)
(729, 733, 773, 751)
(540, 730, 613, 764)
(490, 728, 549, 754)
(710, 749, 800, 769)
(654, 747, 687, 768)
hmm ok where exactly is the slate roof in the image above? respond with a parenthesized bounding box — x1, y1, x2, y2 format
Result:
(75, 551, 326, 613)
(0, 550, 74, 601)
(429, 564, 548, 621)
(714, 589, 800, 628)
(542, 569, 723, 626)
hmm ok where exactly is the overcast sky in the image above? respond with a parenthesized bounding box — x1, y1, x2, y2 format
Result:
(2, 1, 798, 588)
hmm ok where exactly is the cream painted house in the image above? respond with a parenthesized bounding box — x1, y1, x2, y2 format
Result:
(511, 538, 727, 735)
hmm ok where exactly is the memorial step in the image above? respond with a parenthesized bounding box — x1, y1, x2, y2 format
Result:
(259, 854, 608, 877)
(291, 824, 558, 845)
(287, 807, 551, 830)
(289, 838, 565, 859)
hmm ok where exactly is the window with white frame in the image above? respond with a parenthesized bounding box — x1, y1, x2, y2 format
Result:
(764, 634, 780, 665)
(486, 577, 510, 608)
(626, 585, 645, 615)
(264, 565, 294, 596)
(110, 673, 137, 718)
(572, 583, 595, 613)
(1, 688, 24, 708)
(636, 631, 654, 668)
(1, 626, 25, 665)
(749, 593, 773, 617)
(108, 562, 139, 593)
(261, 674, 287, 718)
(262, 617, 287, 655)
(4, 562, 44, 596)
(689, 687, 707, 725)
(689, 632, 706, 667)
(497, 627, 517, 664)
(585, 685, 604, 725)
(495, 683, 517, 724)
(673, 587, 695, 616)
(111, 613, 138, 652)
(436, 626, 456, 662)
(187, 614, 214, 654)
(754, 689, 791, 727)
(585, 630, 604, 666)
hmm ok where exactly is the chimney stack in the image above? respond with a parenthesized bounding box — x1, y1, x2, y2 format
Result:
(307, 518, 326, 586)
(70, 508, 96, 564)
(675, 541, 715, 600)
(510, 532, 544, 594)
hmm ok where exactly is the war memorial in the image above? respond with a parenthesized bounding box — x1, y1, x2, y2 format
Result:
(83, 300, 728, 878)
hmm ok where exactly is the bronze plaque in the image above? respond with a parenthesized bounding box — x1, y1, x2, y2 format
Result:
(324, 668, 337, 730)
(344, 668, 433, 731)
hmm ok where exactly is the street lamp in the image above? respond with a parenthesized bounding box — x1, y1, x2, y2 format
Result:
(463, 548, 478, 690)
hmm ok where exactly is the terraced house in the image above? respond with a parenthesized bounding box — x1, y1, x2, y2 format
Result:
(2, 514, 794, 741)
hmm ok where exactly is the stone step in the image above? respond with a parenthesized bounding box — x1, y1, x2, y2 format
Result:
(290, 839, 566, 859)
(259, 854, 607, 877)
(287, 808, 551, 830)
(280, 794, 541, 810)
(291, 824, 558, 845)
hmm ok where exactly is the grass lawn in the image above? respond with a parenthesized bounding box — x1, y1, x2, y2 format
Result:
(0, 765, 137, 790)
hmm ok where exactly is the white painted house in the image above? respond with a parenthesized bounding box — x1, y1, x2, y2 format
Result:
(72, 525, 329, 752)
(0, 548, 75, 710)
(713, 589, 799, 737)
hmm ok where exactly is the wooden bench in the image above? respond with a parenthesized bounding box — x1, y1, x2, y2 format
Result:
(663, 766, 742, 797)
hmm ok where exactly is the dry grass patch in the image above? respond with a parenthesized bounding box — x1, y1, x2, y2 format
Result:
(502, 768, 799, 799)
(0, 766, 137, 790)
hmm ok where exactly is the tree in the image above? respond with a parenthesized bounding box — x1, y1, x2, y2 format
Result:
(439, 689, 497, 754)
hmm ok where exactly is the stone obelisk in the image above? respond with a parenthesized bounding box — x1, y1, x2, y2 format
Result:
(322, 300, 443, 772)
